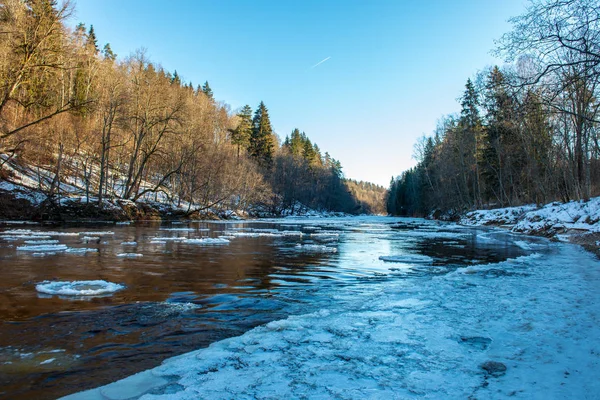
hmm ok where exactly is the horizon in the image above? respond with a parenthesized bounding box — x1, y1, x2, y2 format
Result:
(70, 0, 527, 187)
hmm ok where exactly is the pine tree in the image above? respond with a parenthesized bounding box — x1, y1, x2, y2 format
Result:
(249, 101, 275, 168)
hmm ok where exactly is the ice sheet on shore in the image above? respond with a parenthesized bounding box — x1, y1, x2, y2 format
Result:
(63, 241, 600, 400)
(36, 280, 125, 296)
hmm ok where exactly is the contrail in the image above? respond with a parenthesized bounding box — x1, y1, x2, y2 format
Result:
(311, 56, 331, 69)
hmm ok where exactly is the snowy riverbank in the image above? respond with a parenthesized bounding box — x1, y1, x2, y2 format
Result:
(459, 197, 600, 257)
(460, 197, 600, 235)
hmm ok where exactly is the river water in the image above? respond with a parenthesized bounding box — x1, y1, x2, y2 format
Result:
(0, 217, 540, 399)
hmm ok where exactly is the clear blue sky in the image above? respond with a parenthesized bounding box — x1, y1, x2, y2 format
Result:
(70, 0, 527, 187)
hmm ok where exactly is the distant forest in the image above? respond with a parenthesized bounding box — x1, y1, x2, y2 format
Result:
(388, 0, 600, 217)
(0, 0, 386, 216)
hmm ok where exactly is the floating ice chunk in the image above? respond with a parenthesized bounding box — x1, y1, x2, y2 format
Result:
(36, 280, 125, 296)
(117, 253, 143, 258)
(150, 236, 186, 242)
(65, 248, 96, 254)
(310, 232, 340, 238)
(81, 236, 100, 242)
(3, 229, 78, 237)
(23, 239, 59, 245)
(78, 231, 114, 236)
(182, 238, 230, 245)
(228, 230, 302, 238)
(379, 254, 433, 264)
(32, 252, 57, 257)
(17, 244, 68, 252)
(121, 241, 137, 245)
(116, 221, 131, 225)
(39, 358, 55, 365)
(295, 244, 337, 253)
(160, 227, 210, 232)
(150, 240, 167, 244)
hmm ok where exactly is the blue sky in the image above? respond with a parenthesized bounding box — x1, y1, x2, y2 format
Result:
(70, 0, 527, 187)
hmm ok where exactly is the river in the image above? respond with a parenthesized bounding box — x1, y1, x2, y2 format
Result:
(0, 217, 597, 399)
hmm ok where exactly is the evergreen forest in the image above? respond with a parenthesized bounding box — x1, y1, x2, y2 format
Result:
(387, 0, 600, 218)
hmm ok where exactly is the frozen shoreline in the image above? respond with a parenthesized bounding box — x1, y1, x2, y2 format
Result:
(62, 232, 600, 399)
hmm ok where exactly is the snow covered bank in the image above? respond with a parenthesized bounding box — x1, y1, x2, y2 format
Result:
(461, 197, 600, 238)
(62, 241, 600, 399)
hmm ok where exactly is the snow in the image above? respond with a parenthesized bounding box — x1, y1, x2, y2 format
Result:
(461, 197, 600, 236)
(63, 239, 600, 400)
(117, 253, 143, 258)
(513, 197, 600, 234)
(461, 205, 537, 226)
(379, 254, 434, 264)
(36, 280, 125, 296)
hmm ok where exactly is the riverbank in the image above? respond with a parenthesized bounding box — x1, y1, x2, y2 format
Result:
(459, 197, 600, 257)
(0, 181, 348, 223)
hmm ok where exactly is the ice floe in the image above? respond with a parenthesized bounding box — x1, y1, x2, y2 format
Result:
(294, 244, 337, 253)
(23, 239, 60, 245)
(180, 238, 230, 245)
(65, 248, 97, 254)
(121, 241, 138, 245)
(17, 244, 68, 252)
(379, 254, 434, 264)
(36, 280, 125, 296)
(117, 253, 143, 258)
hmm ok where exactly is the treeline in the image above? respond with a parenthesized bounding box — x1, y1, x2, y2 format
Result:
(0, 0, 378, 216)
(388, 0, 600, 217)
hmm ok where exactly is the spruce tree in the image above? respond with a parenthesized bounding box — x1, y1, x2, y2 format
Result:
(249, 101, 275, 168)
(86, 25, 99, 54)
(102, 43, 116, 61)
(231, 105, 253, 157)
(171, 70, 181, 85)
(202, 81, 213, 100)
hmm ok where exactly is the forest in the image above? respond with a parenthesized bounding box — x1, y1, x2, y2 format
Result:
(0, 0, 386, 219)
(387, 0, 600, 218)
